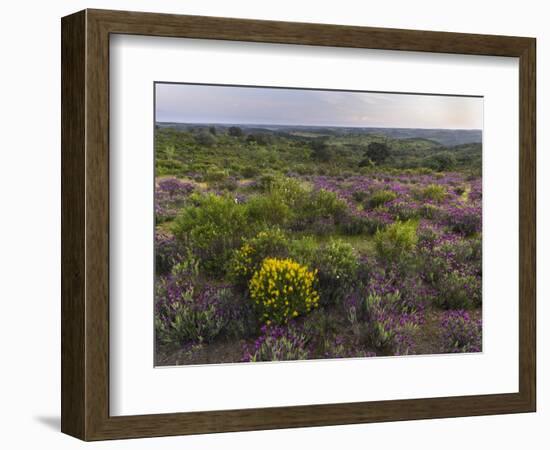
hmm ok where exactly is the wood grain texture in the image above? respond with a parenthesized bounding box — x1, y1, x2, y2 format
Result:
(61, 10, 86, 439)
(518, 39, 536, 410)
(61, 8, 536, 441)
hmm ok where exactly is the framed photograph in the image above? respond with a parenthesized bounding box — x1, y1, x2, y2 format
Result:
(61, 9, 536, 440)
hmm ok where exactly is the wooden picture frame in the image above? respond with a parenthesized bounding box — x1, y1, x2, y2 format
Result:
(61, 9, 536, 441)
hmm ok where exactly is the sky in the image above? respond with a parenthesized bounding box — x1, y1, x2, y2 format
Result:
(155, 83, 483, 130)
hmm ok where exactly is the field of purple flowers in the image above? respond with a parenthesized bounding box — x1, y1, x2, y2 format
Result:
(154, 167, 482, 365)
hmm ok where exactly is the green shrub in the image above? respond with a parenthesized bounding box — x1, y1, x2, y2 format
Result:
(257, 173, 278, 191)
(347, 292, 416, 354)
(308, 189, 347, 220)
(172, 193, 248, 274)
(424, 152, 456, 171)
(352, 190, 369, 203)
(302, 309, 336, 345)
(204, 168, 228, 183)
(216, 177, 238, 191)
(365, 142, 390, 165)
(270, 177, 310, 209)
(295, 189, 347, 231)
(288, 236, 319, 266)
(229, 228, 290, 285)
(314, 239, 359, 305)
(420, 184, 447, 202)
(435, 271, 481, 309)
(228, 126, 244, 137)
(374, 220, 418, 261)
(194, 131, 217, 147)
(155, 233, 186, 275)
(249, 258, 320, 324)
(368, 189, 397, 208)
(419, 203, 442, 220)
(251, 177, 330, 231)
(389, 201, 419, 221)
(241, 165, 260, 178)
(419, 237, 481, 287)
(417, 226, 442, 247)
(454, 185, 466, 196)
(245, 193, 293, 228)
(339, 213, 387, 236)
(155, 281, 231, 345)
(294, 164, 313, 175)
(242, 324, 310, 362)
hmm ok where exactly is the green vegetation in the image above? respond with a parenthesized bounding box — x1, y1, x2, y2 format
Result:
(155, 125, 482, 178)
(155, 123, 483, 365)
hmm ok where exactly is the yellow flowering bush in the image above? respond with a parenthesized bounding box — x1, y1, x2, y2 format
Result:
(249, 258, 320, 324)
(231, 242, 255, 281)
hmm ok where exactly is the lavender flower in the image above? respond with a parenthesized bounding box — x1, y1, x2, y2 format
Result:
(440, 310, 482, 353)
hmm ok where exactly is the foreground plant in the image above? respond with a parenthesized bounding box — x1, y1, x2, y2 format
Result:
(155, 282, 228, 346)
(155, 264, 251, 345)
(229, 228, 289, 286)
(314, 239, 359, 305)
(374, 219, 418, 261)
(345, 290, 423, 356)
(249, 257, 320, 324)
(440, 310, 482, 353)
(241, 323, 310, 362)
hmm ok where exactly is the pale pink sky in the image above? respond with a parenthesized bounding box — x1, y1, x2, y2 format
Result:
(156, 83, 483, 130)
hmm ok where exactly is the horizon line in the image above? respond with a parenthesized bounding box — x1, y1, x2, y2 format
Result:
(155, 121, 482, 132)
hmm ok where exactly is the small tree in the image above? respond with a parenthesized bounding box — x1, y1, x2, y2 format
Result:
(246, 133, 270, 146)
(195, 130, 217, 147)
(364, 142, 390, 165)
(425, 152, 456, 171)
(208, 126, 217, 135)
(228, 126, 244, 137)
(310, 139, 334, 162)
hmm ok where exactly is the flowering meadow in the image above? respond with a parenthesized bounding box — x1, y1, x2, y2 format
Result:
(154, 125, 482, 365)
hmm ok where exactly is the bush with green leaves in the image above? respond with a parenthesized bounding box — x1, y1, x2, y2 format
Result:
(339, 212, 387, 236)
(440, 310, 482, 353)
(256, 173, 278, 192)
(374, 220, 418, 261)
(172, 193, 248, 274)
(420, 183, 447, 202)
(229, 228, 290, 286)
(288, 236, 319, 266)
(269, 176, 310, 209)
(345, 291, 419, 355)
(419, 236, 482, 288)
(246, 133, 271, 146)
(203, 168, 228, 183)
(364, 142, 390, 165)
(155, 232, 186, 275)
(155, 276, 230, 346)
(305, 189, 347, 222)
(314, 239, 359, 305)
(424, 151, 456, 171)
(351, 190, 369, 203)
(389, 200, 419, 221)
(368, 189, 398, 208)
(419, 203, 443, 220)
(435, 271, 481, 310)
(228, 126, 244, 137)
(241, 323, 310, 362)
(241, 165, 260, 178)
(194, 130, 217, 147)
(245, 193, 293, 228)
(310, 139, 334, 162)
